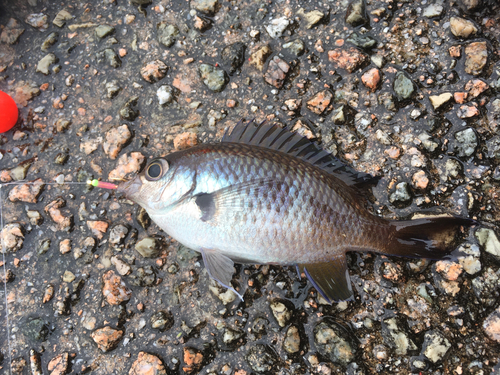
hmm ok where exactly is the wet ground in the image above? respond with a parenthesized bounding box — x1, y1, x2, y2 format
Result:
(1, 0, 500, 373)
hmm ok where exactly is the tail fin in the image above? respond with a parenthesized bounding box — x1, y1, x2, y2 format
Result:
(384, 216, 475, 259)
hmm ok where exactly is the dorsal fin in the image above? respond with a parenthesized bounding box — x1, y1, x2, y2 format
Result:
(222, 119, 377, 187)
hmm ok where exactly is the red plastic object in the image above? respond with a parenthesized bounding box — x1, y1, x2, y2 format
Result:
(0, 90, 18, 133)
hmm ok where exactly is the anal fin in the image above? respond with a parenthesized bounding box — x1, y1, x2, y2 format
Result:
(201, 249, 243, 301)
(298, 256, 353, 303)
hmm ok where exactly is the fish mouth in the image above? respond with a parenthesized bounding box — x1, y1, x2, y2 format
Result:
(117, 176, 142, 199)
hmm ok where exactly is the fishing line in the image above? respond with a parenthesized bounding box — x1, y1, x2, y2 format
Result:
(0, 179, 115, 371)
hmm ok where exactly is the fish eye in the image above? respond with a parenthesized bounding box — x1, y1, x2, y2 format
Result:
(145, 159, 168, 181)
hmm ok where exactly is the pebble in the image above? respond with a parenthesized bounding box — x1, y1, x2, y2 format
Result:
(314, 321, 356, 365)
(42, 284, 54, 303)
(52, 9, 72, 28)
(156, 85, 173, 106)
(465, 78, 489, 99)
(345, 0, 368, 27)
(283, 39, 305, 56)
(129, 352, 168, 375)
(393, 71, 415, 100)
(422, 4, 443, 18)
(41, 32, 58, 52)
(109, 224, 129, 245)
(108, 152, 145, 181)
(382, 318, 417, 355)
(245, 344, 277, 373)
(111, 256, 132, 276)
(12, 80, 41, 107)
(23, 317, 49, 341)
(328, 47, 368, 73)
(102, 270, 132, 305)
(223, 327, 244, 345)
(105, 80, 122, 99)
(421, 330, 451, 363)
(190, 0, 219, 14)
(36, 53, 58, 75)
(265, 16, 289, 38)
(269, 300, 292, 327)
(221, 42, 246, 75)
(454, 128, 477, 157)
(45, 198, 73, 232)
(464, 41, 488, 76)
(62, 270, 75, 283)
(411, 170, 429, 190)
(98, 48, 121, 68)
(29, 349, 42, 375)
(483, 305, 500, 343)
(249, 45, 272, 71)
(135, 237, 160, 258)
(472, 267, 499, 306)
(174, 132, 198, 150)
(283, 325, 301, 354)
(103, 125, 131, 159)
(140, 60, 168, 83)
(8, 179, 44, 203)
(361, 68, 381, 91)
(264, 56, 289, 89)
(456, 243, 481, 275)
(475, 228, 500, 260)
(87, 220, 109, 239)
(389, 182, 411, 204)
(119, 96, 139, 121)
(429, 92, 453, 110)
(199, 64, 228, 92)
(47, 352, 69, 375)
(208, 279, 237, 304)
(347, 32, 377, 50)
(457, 104, 479, 118)
(95, 24, 115, 39)
(157, 22, 179, 48)
(450, 17, 477, 38)
(25, 13, 49, 31)
(80, 137, 103, 155)
(306, 90, 333, 115)
(183, 347, 204, 373)
(0, 18, 25, 45)
(150, 310, 174, 331)
(91, 326, 124, 352)
(129, 266, 156, 287)
(298, 9, 324, 29)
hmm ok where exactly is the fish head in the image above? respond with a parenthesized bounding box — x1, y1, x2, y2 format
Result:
(117, 156, 195, 213)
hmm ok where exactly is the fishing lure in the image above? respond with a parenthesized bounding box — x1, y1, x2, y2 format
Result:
(113, 120, 473, 303)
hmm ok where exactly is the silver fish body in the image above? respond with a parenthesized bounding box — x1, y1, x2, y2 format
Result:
(118, 121, 473, 302)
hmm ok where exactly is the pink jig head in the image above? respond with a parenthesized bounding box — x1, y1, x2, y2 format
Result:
(87, 179, 118, 190)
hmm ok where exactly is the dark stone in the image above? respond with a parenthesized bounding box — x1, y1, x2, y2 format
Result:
(23, 317, 50, 341)
(346, 32, 377, 50)
(221, 42, 246, 75)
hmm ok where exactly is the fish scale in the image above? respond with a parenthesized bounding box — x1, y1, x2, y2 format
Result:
(118, 121, 474, 302)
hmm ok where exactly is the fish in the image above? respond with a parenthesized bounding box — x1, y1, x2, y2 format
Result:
(117, 120, 474, 303)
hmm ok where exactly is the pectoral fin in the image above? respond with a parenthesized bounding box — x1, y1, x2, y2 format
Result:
(298, 256, 353, 303)
(201, 249, 243, 301)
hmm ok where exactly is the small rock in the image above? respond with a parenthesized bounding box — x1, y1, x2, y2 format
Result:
(102, 270, 132, 305)
(264, 56, 290, 89)
(429, 93, 453, 110)
(87, 220, 109, 239)
(306, 90, 333, 115)
(103, 125, 131, 159)
(36, 53, 58, 75)
(150, 310, 174, 331)
(422, 4, 443, 18)
(129, 266, 156, 287)
(47, 352, 69, 375)
(346, 31, 377, 50)
(389, 182, 411, 204)
(41, 32, 58, 52)
(109, 224, 129, 246)
(456, 243, 481, 275)
(483, 305, 500, 343)
(8, 179, 44, 203)
(59, 239, 71, 254)
(12, 80, 40, 107)
(450, 17, 477, 38)
(111, 256, 132, 276)
(119, 96, 139, 121)
(249, 45, 272, 71)
(80, 137, 103, 155)
(283, 39, 305, 56)
(393, 71, 414, 100)
(53, 9, 72, 28)
(476, 228, 500, 260)
(221, 42, 246, 75)
(298, 9, 324, 29)
(345, 0, 368, 27)
(156, 85, 173, 106)
(97, 48, 121, 68)
(25, 13, 49, 31)
(45, 198, 73, 231)
(223, 327, 244, 345)
(457, 104, 479, 119)
(91, 326, 124, 352)
(382, 318, 417, 355)
(464, 41, 488, 76)
(0, 18, 25, 44)
(421, 330, 451, 363)
(412, 170, 429, 190)
(108, 152, 145, 181)
(65, 75, 74, 87)
(209, 279, 237, 304)
(106, 80, 122, 99)
(95, 24, 115, 39)
(182, 347, 204, 374)
(464, 78, 489, 99)
(135, 237, 160, 258)
(193, 15, 211, 31)
(199, 63, 228, 92)
(265, 17, 289, 38)
(42, 284, 54, 303)
(23, 317, 49, 341)
(129, 352, 168, 375)
(328, 47, 368, 73)
(140, 60, 168, 83)
(283, 325, 301, 354)
(174, 132, 198, 150)
(157, 22, 179, 48)
(190, 0, 219, 14)
(270, 300, 292, 327)
(246, 345, 278, 373)
(458, 0, 482, 12)
(454, 128, 477, 157)
(361, 68, 381, 91)
(1, 223, 24, 252)
(314, 321, 356, 365)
